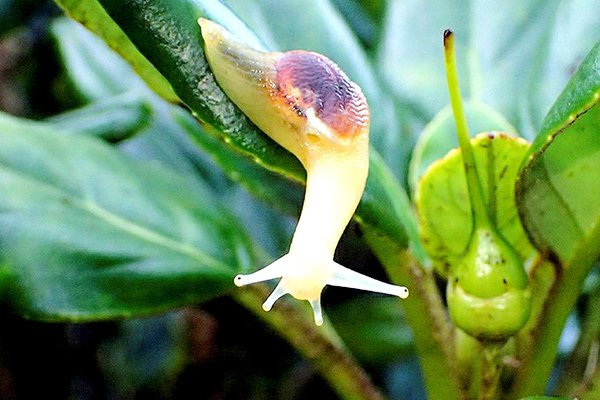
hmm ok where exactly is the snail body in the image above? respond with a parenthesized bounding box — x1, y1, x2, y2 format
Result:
(199, 19, 408, 325)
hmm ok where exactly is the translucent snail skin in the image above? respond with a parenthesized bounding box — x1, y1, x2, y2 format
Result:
(199, 18, 408, 325)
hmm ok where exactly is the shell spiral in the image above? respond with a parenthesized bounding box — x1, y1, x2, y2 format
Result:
(274, 51, 369, 138)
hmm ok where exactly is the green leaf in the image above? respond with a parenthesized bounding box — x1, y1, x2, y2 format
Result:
(330, 0, 384, 49)
(89, 0, 417, 248)
(94, 0, 304, 181)
(417, 132, 534, 274)
(377, 0, 600, 137)
(51, 14, 297, 258)
(517, 39, 600, 265)
(173, 109, 304, 217)
(360, 150, 424, 257)
(51, 17, 144, 102)
(221, 0, 407, 175)
(44, 93, 152, 142)
(53, 0, 178, 102)
(409, 101, 516, 193)
(0, 112, 258, 320)
(508, 39, 600, 399)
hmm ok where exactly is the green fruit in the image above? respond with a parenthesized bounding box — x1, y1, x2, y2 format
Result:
(447, 228, 531, 341)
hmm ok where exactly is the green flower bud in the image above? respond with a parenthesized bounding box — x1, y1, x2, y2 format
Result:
(447, 228, 531, 341)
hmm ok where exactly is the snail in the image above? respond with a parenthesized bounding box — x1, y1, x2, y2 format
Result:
(199, 18, 409, 325)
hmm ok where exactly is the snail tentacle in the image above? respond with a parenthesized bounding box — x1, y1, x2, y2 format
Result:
(234, 255, 289, 287)
(262, 281, 288, 312)
(328, 262, 410, 299)
(309, 299, 324, 326)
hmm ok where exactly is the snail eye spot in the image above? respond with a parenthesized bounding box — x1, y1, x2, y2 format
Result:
(275, 51, 369, 137)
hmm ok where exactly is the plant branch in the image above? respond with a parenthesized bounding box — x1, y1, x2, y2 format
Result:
(509, 219, 600, 398)
(234, 283, 387, 400)
(478, 344, 502, 400)
(365, 231, 465, 400)
(556, 286, 600, 396)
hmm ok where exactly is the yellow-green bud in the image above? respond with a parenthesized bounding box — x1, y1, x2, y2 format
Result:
(447, 228, 531, 341)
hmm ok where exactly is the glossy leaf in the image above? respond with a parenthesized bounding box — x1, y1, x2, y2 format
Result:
(53, 0, 178, 102)
(221, 0, 406, 175)
(52, 13, 299, 257)
(498, 39, 600, 393)
(50, 17, 148, 102)
(92, 0, 304, 182)
(173, 109, 303, 217)
(517, 39, 600, 265)
(417, 132, 534, 274)
(0, 112, 258, 320)
(78, 0, 419, 249)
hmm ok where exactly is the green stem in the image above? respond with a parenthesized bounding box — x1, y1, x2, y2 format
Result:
(234, 284, 387, 400)
(365, 232, 465, 400)
(509, 219, 600, 398)
(443, 30, 490, 229)
(556, 289, 600, 396)
(478, 344, 502, 400)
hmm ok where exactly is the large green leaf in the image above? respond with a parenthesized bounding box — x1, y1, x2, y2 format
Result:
(54, 0, 178, 102)
(517, 39, 600, 265)
(173, 109, 303, 217)
(44, 93, 152, 142)
(67, 0, 419, 248)
(51, 13, 300, 257)
(50, 16, 148, 102)
(221, 0, 408, 176)
(90, 0, 303, 181)
(0, 112, 258, 321)
(509, 39, 600, 398)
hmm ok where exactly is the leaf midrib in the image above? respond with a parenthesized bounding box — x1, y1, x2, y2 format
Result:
(0, 162, 233, 274)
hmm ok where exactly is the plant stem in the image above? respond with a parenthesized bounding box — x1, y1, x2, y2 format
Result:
(478, 344, 502, 400)
(234, 283, 386, 400)
(555, 287, 600, 396)
(509, 219, 600, 398)
(443, 30, 490, 229)
(365, 232, 465, 400)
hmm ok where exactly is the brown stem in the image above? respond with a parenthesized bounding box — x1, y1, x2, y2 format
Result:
(365, 230, 465, 400)
(234, 283, 386, 400)
(478, 344, 502, 400)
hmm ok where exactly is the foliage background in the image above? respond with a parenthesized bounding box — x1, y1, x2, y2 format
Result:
(0, 0, 599, 399)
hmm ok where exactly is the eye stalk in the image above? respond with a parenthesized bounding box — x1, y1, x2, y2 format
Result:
(199, 18, 408, 325)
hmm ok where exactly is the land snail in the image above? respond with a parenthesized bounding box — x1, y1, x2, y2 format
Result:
(199, 18, 409, 326)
